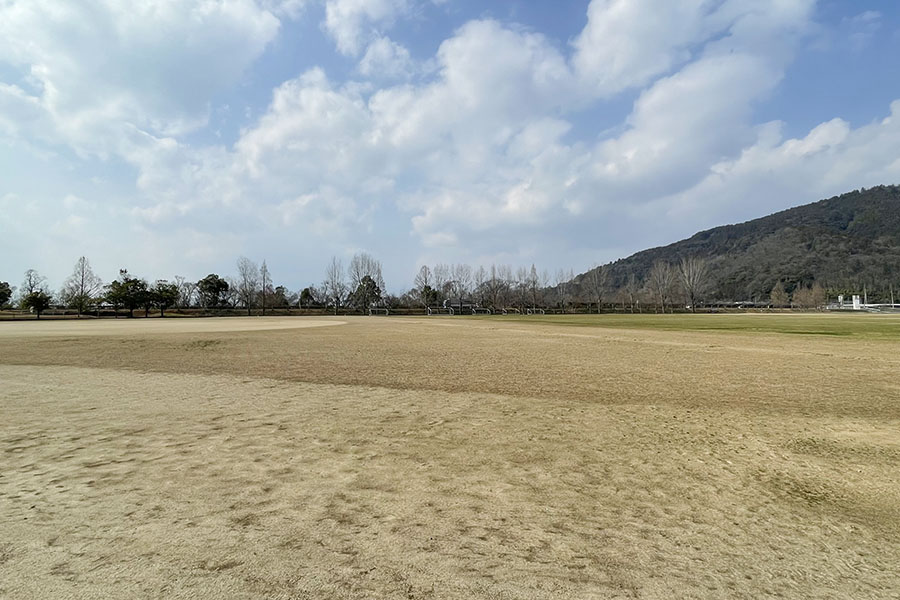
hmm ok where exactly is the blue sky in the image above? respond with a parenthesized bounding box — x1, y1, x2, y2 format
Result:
(2, 0, 899, 294)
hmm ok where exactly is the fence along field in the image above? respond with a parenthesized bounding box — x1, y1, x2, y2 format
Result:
(1, 314, 898, 599)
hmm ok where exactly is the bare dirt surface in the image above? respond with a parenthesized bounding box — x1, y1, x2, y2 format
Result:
(0, 316, 346, 338)
(2, 315, 898, 598)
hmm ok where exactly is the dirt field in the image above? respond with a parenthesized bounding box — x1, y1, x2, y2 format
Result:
(2, 315, 898, 599)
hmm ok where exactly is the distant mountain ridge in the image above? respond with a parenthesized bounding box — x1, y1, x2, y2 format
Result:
(574, 185, 900, 302)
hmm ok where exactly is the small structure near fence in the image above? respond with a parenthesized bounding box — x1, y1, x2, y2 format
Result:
(829, 294, 900, 312)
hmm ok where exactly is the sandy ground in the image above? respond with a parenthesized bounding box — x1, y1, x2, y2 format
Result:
(1, 316, 899, 599)
(0, 316, 346, 338)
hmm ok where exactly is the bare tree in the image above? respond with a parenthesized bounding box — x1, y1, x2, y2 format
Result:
(433, 263, 450, 301)
(174, 275, 197, 308)
(792, 282, 826, 310)
(260, 260, 271, 315)
(497, 265, 514, 307)
(583, 264, 607, 314)
(647, 261, 674, 313)
(60, 257, 102, 316)
(450, 263, 473, 308)
(514, 266, 528, 309)
(348, 252, 385, 293)
(223, 276, 240, 308)
(526, 264, 541, 309)
(18, 269, 48, 305)
(323, 256, 347, 315)
(623, 273, 641, 313)
(770, 281, 789, 308)
(236, 256, 260, 315)
(555, 268, 574, 311)
(474, 265, 487, 306)
(678, 256, 709, 313)
(810, 281, 826, 309)
(413, 265, 433, 307)
(413, 265, 431, 292)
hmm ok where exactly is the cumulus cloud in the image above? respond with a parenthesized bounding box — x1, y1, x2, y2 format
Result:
(572, 0, 720, 96)
(122, 0, 884, 270)
(0, 0, 280, 147)
(3, 0, 898, 288)
(323, 0, 409, 56)
(358, 37, 414, 80)
(665, 102, 900, 227)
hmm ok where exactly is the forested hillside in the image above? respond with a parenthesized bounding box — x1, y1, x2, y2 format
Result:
(574, 185, 900, 303)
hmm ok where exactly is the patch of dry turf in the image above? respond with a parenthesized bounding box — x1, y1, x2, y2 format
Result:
(1, 315, 898, 598)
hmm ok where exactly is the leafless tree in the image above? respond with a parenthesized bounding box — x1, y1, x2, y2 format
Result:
(413, 265, 432, 306)
(526, 264, 541, 309)
(60, 257, 102, 316)
(174, 275, 197, 308)
(433, 263, 450, 300)
(474, 265, 487, 306)
(348, 252, 385, 293)
(583, 264, 607, 313)
(647, 260, 674, 313)
(483, 265, 508, 309)
(555, 268, 575, 311)
(236, 256, 260, 315)
(260, 260, 271, 315)
(323, 256, 347, 315)
(623, 273, 641, 313)
(792, 282, 827, 310)
(514, 267, 528, 309)
(450, 263, 472, 304)
(18, 269, 48, 304)
(413, 265, 431, 291)
(678, 256, 709, 313)
(223, 276, 240, 308)
(810, 281, 826, 309)
(497, 265, 514, 307)
(770, 281, 789, 308)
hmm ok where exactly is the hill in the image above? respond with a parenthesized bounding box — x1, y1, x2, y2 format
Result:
(574, 185, 900, 303)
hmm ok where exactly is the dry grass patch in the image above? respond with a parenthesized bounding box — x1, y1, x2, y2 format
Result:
(1, 315, 898, 598)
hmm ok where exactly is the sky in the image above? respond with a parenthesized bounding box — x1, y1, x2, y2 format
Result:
(2, 0, 900, 294)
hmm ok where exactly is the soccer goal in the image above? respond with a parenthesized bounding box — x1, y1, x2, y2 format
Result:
(526, 308, 546, 315)
(501, 307, 521, 315)
(426, 307, 454, 315)
(471, 307, 492, 315)
(368, 307, 389, 316)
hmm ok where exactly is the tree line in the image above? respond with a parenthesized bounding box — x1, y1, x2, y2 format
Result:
(1, 253, 389, 318)
(575, 257, 831, 313)
(1, 251, 839, 319)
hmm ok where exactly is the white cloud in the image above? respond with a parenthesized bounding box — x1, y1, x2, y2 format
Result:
(572, 0, 815, 98)
(260, 0, 310, 19)
(323, 0, 409, 56)
(591, 52, 779, 201)
(667, 101, 900, 227)
(358, 36, 414, 80)
(4, 0, 898, 290)
(148, 4, 828, 270)
(0, 0, 280, 148)
(572, 0, 720, 96)
(845, 10, 882, 52)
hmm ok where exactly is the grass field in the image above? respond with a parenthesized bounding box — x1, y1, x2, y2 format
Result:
(2, 314, 898, 598)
